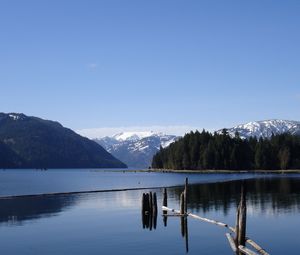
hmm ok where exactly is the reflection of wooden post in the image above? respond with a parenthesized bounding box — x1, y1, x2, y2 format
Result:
(184, 178, 188, 214)
(145, 193, 150, 213)
(180, 213, 189, 252)
(180, 215, 185, 237)
(184, 217, 189, 253)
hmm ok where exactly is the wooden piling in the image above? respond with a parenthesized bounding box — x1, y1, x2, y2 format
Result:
(162, 188, 168, 227)
(149, 192, 153, 215)
(180, 192, 185, 215)
(153, 192, 157, 216)
(163, 188, 168, 207)
(235, 203, 241, 246)
(141, 193, 146, 213)
(184, 178, 188, 214)
(238, 183, 247, 246)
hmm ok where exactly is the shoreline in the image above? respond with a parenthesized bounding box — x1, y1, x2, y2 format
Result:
(105, 169, 300, 174)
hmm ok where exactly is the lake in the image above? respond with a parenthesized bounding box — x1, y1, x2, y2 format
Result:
(0, 170, 299, 254)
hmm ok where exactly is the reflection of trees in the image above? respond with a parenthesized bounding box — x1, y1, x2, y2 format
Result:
(168, 177, 300, 215)
(0, 194, 77, 225)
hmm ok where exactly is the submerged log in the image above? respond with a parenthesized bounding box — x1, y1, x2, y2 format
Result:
(226, 233, 237, 253)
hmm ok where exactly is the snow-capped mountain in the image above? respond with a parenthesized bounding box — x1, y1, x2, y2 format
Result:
(95, 132, 178, 168)
(223, 119, 300, 139)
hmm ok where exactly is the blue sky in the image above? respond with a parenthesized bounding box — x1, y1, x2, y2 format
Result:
(1, 0, 300, 136)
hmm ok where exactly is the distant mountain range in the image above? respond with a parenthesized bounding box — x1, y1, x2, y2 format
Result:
(0, 113, 126, 169)
(2, 114, 298, 170)
(222, 119, 300, 139)
(95, 132, 178, 168)
(95, 119, 300, 168)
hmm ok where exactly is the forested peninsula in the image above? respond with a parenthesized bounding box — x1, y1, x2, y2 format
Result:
(152, 130, 300, 170)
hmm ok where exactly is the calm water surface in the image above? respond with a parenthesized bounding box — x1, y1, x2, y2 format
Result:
(0, 170, 299, 254)
(0, 169, 264, 196)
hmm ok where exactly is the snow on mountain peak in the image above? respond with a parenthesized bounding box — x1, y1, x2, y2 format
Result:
(8, 113, 23, 121)
(95, 131, 178, 168)
(112, 131, 163, 141)
(224, 119, 300, 139)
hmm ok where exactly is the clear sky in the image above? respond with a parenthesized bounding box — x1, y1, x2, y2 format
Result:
(1, 0, 300, 136)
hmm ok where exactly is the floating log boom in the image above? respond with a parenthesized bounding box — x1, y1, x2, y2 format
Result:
(160, 178, 269, 255)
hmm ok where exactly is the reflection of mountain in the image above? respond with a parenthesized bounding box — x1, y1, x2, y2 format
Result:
(168, 177, 300, 215)
(0, 194, 78, 225)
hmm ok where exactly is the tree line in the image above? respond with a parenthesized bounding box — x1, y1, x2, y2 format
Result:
(152, 130, 300, 170)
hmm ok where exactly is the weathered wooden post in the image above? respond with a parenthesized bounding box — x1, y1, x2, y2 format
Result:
(184, 177, 188, 214)
(149, 192, 153, 215)
(180, 192, 185, 215)
(141, 193, 146, 213)
(142, 193, 146, 229)
(142, 192, 159, 231)
(152, 192, 157, 229)
(235, 202, 241, 247)
(238, 183, 247, 246)
(235, 182, 247, 250)
(163, 188, 168, 227)
(153, 192, 157, 215)
(163, 188, 168, 207)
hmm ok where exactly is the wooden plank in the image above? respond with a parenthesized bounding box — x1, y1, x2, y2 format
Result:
(225, 233, 237, 252)
(238, 245, 260, 255)
(161, 206, 228, 227)
(246, 239, 270, 255)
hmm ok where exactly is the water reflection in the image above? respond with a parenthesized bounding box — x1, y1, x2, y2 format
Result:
(0, 194, 78, 225)
(141, 192, 158, 230)
(181, 217, 189, 253)
(168, 177, 300, 215)
(1, 177, 300, 228)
